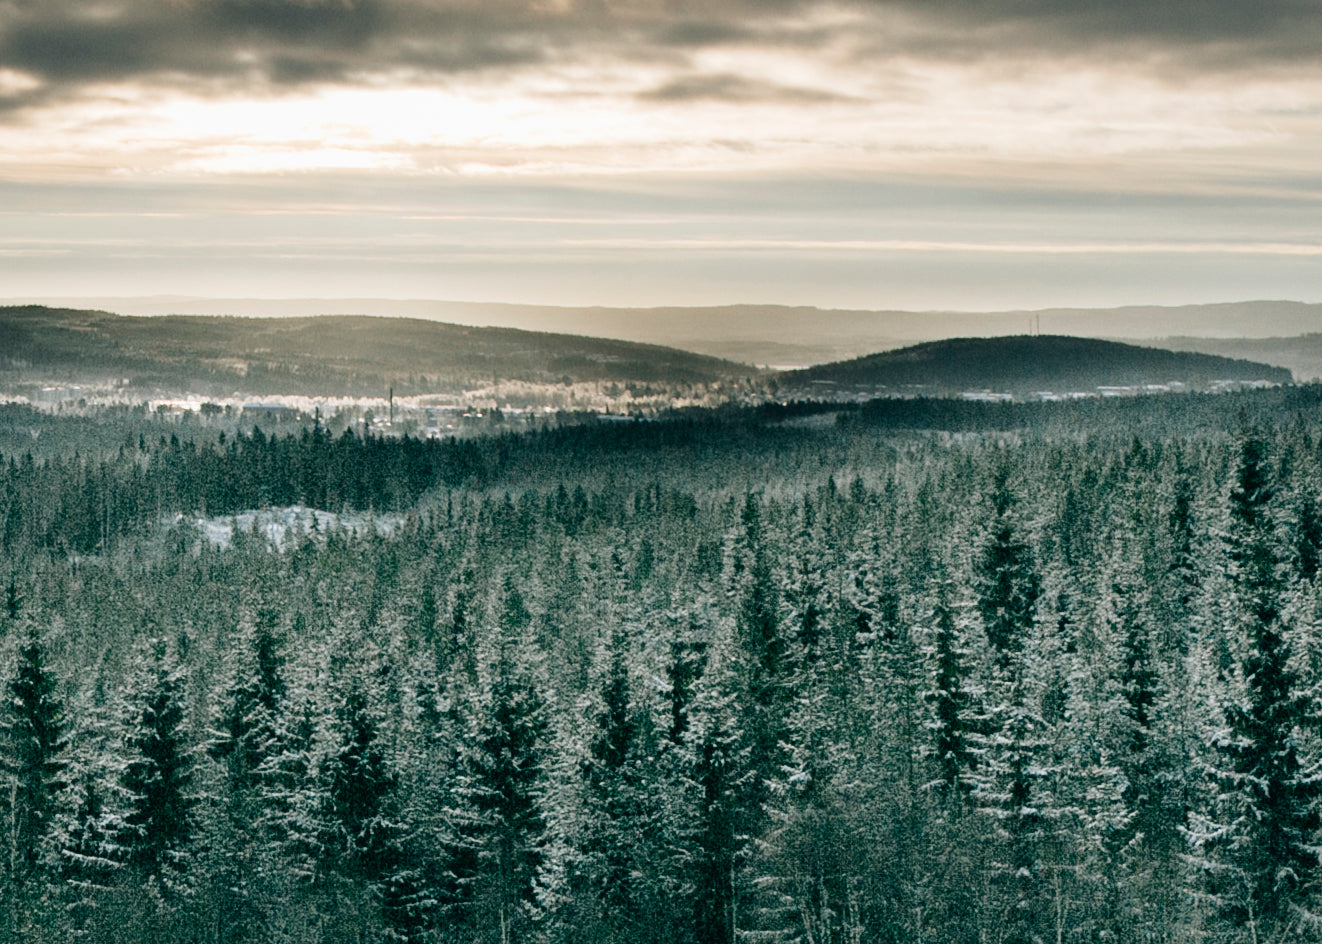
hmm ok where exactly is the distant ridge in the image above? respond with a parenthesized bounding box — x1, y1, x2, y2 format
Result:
(10, 296, 1320, 368)
(0, 306, 750, 396)
(1152, 334, 1322, 383)
(775, 336, 1293, 396)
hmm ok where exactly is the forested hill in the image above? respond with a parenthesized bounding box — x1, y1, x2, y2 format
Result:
(1151, 333, 1322, 383)
(777, 334, 1292, 396)
(0, 306, 751, 395)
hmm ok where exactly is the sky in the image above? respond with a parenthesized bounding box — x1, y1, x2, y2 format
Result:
(2, 0, 1322, 312)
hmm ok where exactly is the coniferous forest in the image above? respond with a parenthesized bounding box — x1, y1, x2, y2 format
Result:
(6, 387, 1322, 943)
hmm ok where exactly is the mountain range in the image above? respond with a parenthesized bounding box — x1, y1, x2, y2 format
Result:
(0, 305, 1296, 404)
(12, 296, 1321, 369)
(0, 306, 748, 397)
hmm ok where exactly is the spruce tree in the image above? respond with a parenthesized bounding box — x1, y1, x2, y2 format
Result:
(967, 476, 1054, 944)
(690, 675, 751, 944)
(979, 673, 1055, 944)
(1295, 494, 1322, 583)
(207, 611, 285, 792)
(0, 626, 68, 942)
(977, 477, 1040, 666)
(561, 620, 695, 944)
(1196, 434, 1322, 933)
(923, 589, 976, 800)
(324, 687, 398, 883)
(443, 638, 549, 943)
(196, 610, 291, 937)
(47, 682, 125, 940)
(735, 495, 788, 800)
(0, 626, 68, 883)
(579, 626, 640, 924)
(119, 639, 195, 893)
(666, 632, 708, 748)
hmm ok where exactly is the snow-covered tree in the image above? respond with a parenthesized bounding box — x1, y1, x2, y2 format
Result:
(977, 475, 1040, 667)
(0, 625, 68, 884)
(441, 632, 550, 944)
(119, 638, 195, 896)
(922, 587, 979, 801)
(1192, 434, 1322, 935)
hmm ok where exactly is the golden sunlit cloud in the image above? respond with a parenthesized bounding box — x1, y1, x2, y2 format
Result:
(0, 60, 1312, 183)
(0, 68, 41, 96)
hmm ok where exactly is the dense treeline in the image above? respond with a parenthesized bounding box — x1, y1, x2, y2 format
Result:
(0, 421, 444, 555)
(4, 388, 1322, 942)
(6, 385, 1322, 556)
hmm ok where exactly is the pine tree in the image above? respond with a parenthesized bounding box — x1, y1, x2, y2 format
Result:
(690, 674, 753, 944)
(579, 626, 640, 924)
(207, 611, 285, 792)
(1195, 434, 1322, 933)
(558, 619, 696, 944)
(119, 639, 195, 895)
(195, 611, 294, 942)
(923, 588, 977, 801)
(323, 687, 398, 883)
(47, 681, 126, 941)
(1092, 533, 1191, 940)
(0, 626, 68, 884)
(443, 637, 549, 944)
(978, 674, 1055, 944)
(977, 477, 1040, 667)
(735, 496, 788, 802)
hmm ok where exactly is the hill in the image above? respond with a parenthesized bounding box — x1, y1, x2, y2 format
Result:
(774, 335, 1293, 398)
(1148, 334, 1322, 383)
(23, 296, 1322, 367)
(0, 306, 751, 397)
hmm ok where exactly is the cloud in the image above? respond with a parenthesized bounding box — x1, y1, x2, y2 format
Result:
(2, 0, 1319, 113)
(894, 0, 1295, 44)
(655, 20, 759, 49)
(639, 72, 858, 105)
(865, 0, 1322, 72)
(0, 0, 551, 103)
(205, 0, 383, 43)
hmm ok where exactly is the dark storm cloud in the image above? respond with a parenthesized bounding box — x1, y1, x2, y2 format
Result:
(894, 0, 1297, 43)
(640, 73, 858, 105)
(2, 0, 1321, 106)
(655, 20, 759, 49)
(871, 0, 1322, 69)
(2, 10, 210, 83)
(0, 0, 553, 99)
(206, 0, 383, 42)
(0, 2, 348, 93)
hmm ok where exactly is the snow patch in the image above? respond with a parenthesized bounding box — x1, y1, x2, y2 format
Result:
(169, 506, 405, 550)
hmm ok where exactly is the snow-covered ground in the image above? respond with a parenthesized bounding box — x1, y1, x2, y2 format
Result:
(170, 505, 406, 550)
